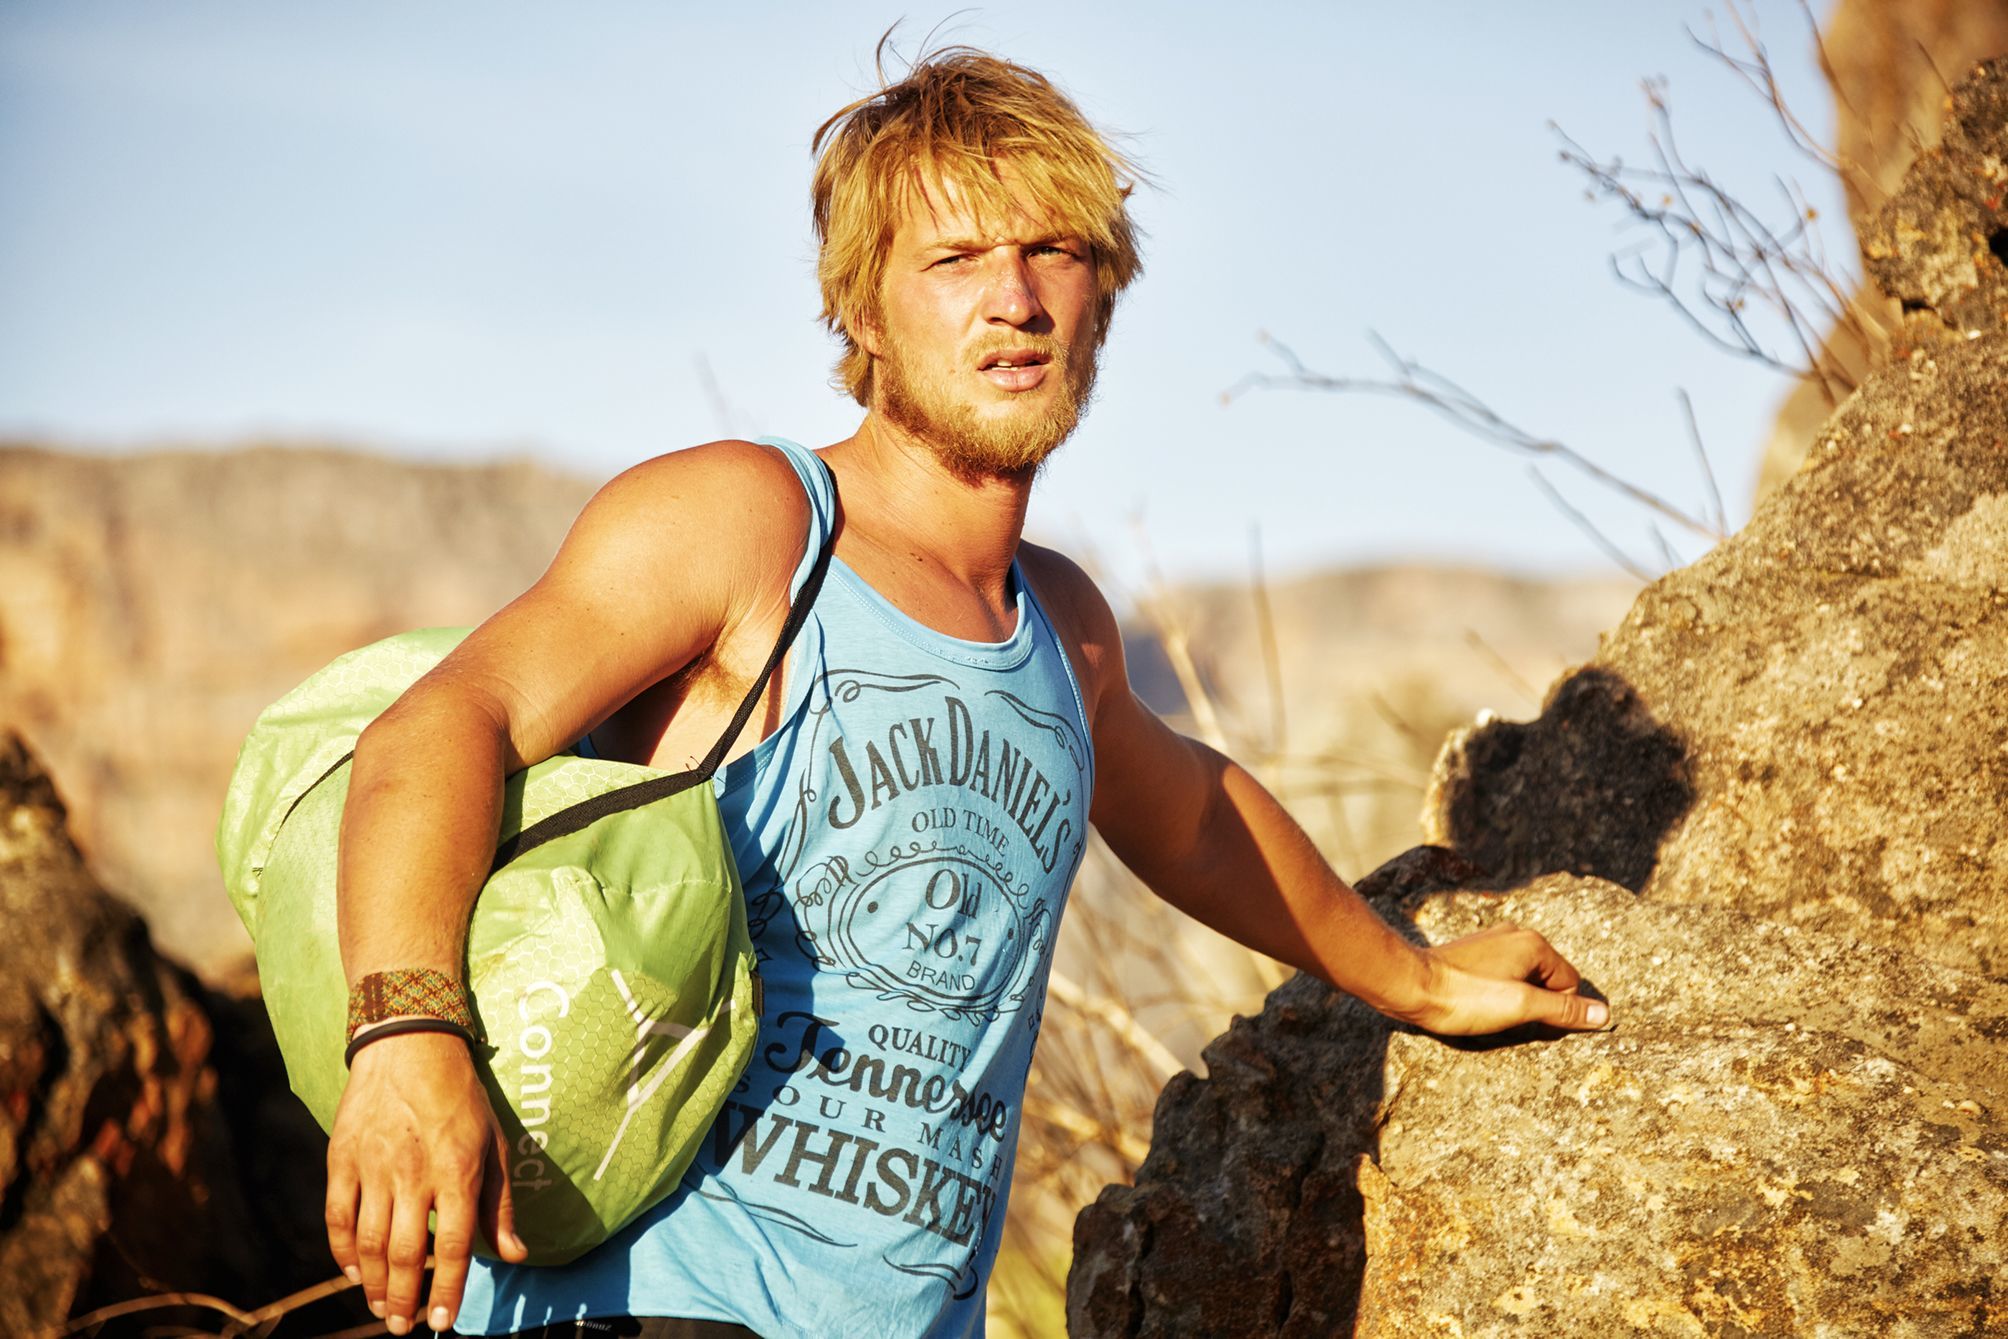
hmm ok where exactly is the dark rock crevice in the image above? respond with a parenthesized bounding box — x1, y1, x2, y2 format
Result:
(0, 733, 364, 1334)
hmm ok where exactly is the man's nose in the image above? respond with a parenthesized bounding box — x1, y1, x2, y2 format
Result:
(981, 252, 1043, 326)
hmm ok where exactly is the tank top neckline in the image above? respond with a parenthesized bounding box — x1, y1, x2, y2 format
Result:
(756, 434, 1037, 673)
(827, 553, 1034, 671)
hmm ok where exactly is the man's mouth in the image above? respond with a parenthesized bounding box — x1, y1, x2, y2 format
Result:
(979, 349, 1052, 392)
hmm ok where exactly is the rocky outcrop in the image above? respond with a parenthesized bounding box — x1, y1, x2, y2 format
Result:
(1071, 62, 2008, 1337)
(0, 733, 354, 1334)
(1070, 876, 2008, 1337)
(1427, 297, 2008, 980)
(1862, 55, 2008, 345)
(1756, 0, 2008, 499)
(0, 443, 592, 974)
(1355, 881, 2006, 1336)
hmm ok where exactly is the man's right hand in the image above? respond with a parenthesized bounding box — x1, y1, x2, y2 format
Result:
(325, 1032, 530, 1335)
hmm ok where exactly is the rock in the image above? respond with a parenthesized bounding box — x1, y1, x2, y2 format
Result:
(1069, 876, 2008, 1337)
(0, 733, 356, 1333)
(1424, 98, 2008, 977)
(1071, 62, 2008, 1338)
(1862, 57, 2008, 344)
(1067, 960, 1393, 1339)
(1426, 322, 2008, 980)
(1755, 0, 2008, 500)
(1435, 66, 2008, 977)
(1357, 880, 2008, 1337)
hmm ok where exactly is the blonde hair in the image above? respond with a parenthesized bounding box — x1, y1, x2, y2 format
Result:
(810, 39, 1145, 405)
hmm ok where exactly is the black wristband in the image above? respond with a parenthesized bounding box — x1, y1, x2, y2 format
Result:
(344, 1016, 477, 1069)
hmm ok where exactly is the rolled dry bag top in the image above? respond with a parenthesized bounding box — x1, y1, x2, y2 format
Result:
(215, 537, 831, 1266)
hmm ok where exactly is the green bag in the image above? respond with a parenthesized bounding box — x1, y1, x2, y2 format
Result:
(215, 543, 830, 1265)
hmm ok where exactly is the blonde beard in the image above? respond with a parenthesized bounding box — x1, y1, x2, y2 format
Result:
(873, 332, 1099, 479)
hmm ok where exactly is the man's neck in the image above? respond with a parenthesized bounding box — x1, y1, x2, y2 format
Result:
(825, 413, 1034, 604)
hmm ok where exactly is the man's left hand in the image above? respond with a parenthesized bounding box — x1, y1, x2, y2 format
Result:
(1406, 922, 1610, 1035)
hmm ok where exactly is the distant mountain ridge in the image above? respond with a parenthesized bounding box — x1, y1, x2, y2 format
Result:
(0, 439, 1632, 974)
(0, 441, 595, 971)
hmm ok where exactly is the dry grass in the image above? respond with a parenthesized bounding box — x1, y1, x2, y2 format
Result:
(58, 1266, 383, 1338)
(982, 557, 1469, 1338)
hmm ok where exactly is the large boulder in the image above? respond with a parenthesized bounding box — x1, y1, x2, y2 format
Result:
(0, 733, 352, 1333)
(1426, 327, 2008, 980)
(1069, 874, 2008, 1337)
(1356, 880, 2007, 1336)
(1070, 60, 2008, 1337)
(1428, 59, 2008, 979)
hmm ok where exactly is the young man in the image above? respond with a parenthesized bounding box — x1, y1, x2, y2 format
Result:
(325, 46, 1608, 1339)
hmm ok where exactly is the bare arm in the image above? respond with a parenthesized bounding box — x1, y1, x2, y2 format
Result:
(326, 441, 807, 1336)
(1026, 549, 1607, 1034)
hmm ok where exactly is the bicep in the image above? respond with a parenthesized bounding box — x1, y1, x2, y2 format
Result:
(1087, 680, 1221, 881)
(387, 443, 799, 770)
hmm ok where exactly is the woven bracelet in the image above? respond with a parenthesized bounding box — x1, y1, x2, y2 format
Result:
(346, 966, 479, 1042)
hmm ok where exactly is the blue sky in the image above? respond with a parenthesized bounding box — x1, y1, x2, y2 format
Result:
(0, 2, 1847, 587)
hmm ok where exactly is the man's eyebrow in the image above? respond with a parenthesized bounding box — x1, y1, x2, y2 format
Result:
(920, 233, 1084, 251)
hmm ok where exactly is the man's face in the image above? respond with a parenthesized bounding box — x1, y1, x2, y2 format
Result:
(862, 170, 1102, 477)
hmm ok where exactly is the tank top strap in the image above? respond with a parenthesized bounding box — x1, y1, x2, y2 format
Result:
(755, 436, 837, 604)
(1019, 575, 1097, 797)
(706, 436, 837, 796)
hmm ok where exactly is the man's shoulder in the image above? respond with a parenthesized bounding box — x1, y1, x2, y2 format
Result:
(600, 438, 812, 531)
(574, 438, 814, 580)
(1016, 542, 1106, 616)
(1017, 541, 1123, 703)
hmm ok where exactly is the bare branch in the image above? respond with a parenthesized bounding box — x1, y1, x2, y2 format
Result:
(1246, 524, 1288, 756)
(1548, 3, 1893, 408)
(1649, 521, 1682, 571)
(1462, 628, 1542, 707)
(1689, 0, 1882, 207)
(1677, 388, 1728, 536)
(1226, 333, 1725, 544)
(693, 352, 751, 441)
(1525, 467, 1655, 582)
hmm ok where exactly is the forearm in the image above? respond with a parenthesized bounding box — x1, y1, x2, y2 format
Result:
(1127, 741, 1435, 1020)
(337, 686, 512, 987)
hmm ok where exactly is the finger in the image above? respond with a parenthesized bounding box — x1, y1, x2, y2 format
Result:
(1522, 980, 1609, 1031)
(382, 1187, 435, 1336)
(324, 1151, 363, 1287)
(479, 1125, 530, 1263)
(353, 1181, 394, 1320)
(1520, 931, 1582, 994)
(424, 1183, 477, 1335)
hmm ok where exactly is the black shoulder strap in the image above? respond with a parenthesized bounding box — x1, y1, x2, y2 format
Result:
(490, 488, 839, 871)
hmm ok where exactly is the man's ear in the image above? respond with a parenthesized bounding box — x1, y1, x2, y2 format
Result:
(852, 309, 884, 359)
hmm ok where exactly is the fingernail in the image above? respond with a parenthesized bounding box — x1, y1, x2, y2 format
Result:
(508, 1230, 526, 1251)
(344, 1264, 362, 1285)
(369, 1298, 386, 1319)
(430, 1306, 451, 1332)
(387, 1316, 409, 1336)
(1587, 1000, 1610, 1027)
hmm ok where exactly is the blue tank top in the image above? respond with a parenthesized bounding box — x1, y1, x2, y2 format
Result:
(461, 437, 1094, 1338)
